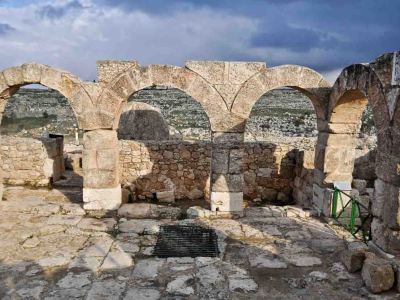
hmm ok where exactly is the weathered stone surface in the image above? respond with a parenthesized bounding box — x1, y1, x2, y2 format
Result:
(86, 280, 126, 300)
(118, 102, 169, 141)
(119, 219, 160, 234)
(83, 186, 122, 210)
(211, 191, 243, 212)
(100, 249, 133, 270)
(77, 218, 117, 232)
(166, 275, 195, 296)
(124, 288, 161, 300)
(341, 242, 368, 273)
(361, 253, 394, 294)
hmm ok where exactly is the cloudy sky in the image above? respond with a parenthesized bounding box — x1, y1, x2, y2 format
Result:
(0, 0, 398, 83)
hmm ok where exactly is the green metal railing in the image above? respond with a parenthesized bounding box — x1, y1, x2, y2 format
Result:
(331, 187, 372, 243)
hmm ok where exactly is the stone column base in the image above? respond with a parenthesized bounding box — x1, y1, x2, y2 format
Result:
(211, 192, 243, 212)
(312, 184, 333, 216)
(83, 186, 121, 210)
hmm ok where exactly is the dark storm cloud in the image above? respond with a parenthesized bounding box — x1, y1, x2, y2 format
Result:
(36, 0, 84, 19)
(0, 0, 398, 82)
(0, 23, 15, 35)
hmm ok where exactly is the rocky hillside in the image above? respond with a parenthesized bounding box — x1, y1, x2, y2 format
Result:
(0, 87, 376, 147)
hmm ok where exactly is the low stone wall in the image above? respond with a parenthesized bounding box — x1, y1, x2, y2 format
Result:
(0, 136, 64, 186)
(243, 143, 297, 203)
(119, 140, 302, 203)
(293, 150, 315, 208)
(119, 140, 211, 200)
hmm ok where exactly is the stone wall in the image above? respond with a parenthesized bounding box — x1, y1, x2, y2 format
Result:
(119, 140, 306, 203)
(119, 140, 211, 200)
(0, 136, 64, 186)
(243, 143, 297, 203)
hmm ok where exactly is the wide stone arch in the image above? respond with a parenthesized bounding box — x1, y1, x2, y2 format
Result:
(98, 64, 230, 132)
(0, 63, 98, 129)
(231, 65, 331, 127)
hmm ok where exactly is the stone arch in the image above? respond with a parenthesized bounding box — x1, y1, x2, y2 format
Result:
(0, 63, 98, 129)
(98, 64, 232, 132)
(324, 64, 392, 183)
(328, 64, 390, 131)
(231, 65, 331, 125)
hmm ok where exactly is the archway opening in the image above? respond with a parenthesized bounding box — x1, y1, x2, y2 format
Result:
(0, 84, 83, 203)
(117, 85, 212, 210)
(329, 90, 377, 204)
(244, 87, 318, 208)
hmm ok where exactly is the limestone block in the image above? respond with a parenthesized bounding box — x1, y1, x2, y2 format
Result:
(96, 149, 119, 171)
(0, 73, 8, 95)
(211, 149, 229, 174)
(185, 61, 226, 84)
(3, 66, 23, 86)
(40, 66, 63, 90)
(169, 67, 197, 91)
(375, 179, 400, 229)
(361, 253, 394, 294)
(227, 61, 266, 84)
(352, 179, 367, 194)
(84, 169, 119, 189)
(157, 190, 175, 203)
(97, 60, 139, 84)
(261, 188, 278, 201)
(371, 218, 388, 251)
(211, 174, 242, 192)
(83, 186, 122, 210)
(231, 78, 265, 118)
(375, 151, 400, 186)
(60, 73, 83, 99)
(312, 184, 332, 216)
(110, 73, 135, 99)
(387, 229, 400, 254)
(341, 241, 368, 272)
(84, 130, 118, 150)
(211, 191, 243, 212)
(187, 188, 203, 200)
(212, 132, 244, 143)
(323, 146, 356, 174)
(22, 63, 43, 83)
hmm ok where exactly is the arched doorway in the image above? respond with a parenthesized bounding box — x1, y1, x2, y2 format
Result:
(0, 83, 83, 204)
(243, 87, 318, 208)
(116, 84, 212, 209)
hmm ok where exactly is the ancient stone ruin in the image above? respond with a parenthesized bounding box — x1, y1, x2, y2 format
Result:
(0, 52, 400, 297)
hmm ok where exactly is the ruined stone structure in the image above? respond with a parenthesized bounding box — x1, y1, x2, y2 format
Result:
(0, 52, 399, 254)
(0, 136, 64, 186)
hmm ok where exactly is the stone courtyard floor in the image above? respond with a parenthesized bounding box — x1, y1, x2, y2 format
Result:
(0, 187, 398, 299)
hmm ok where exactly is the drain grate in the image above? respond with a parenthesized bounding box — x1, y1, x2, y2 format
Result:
(154, 224, 219, 258)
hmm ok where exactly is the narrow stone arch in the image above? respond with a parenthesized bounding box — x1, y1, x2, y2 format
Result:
(312, 63, 392, 215)
(98, 64, 232, 132)
(231, 65, 331, 125)
(0, 63, 99, 129)
(323, 64, 391, 183)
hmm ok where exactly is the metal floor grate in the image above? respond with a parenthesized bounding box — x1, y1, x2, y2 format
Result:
(154, 225, 219, 258)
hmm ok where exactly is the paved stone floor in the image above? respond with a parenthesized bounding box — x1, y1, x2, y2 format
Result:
(0, 187, 398, 299)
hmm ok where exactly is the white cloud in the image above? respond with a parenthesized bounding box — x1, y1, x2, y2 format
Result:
(0, 0, 258, 81)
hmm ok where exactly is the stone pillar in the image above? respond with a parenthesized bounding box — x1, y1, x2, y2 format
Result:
(312, 130, 358, 215)
(0, 100, 5, 201)
(210, 132, 244, 212)
(82, 129, 121, 210)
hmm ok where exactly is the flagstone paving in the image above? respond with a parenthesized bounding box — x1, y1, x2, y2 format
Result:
(0, 187, 398, 299)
